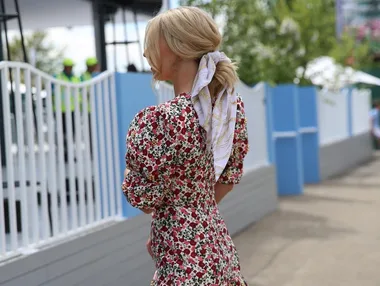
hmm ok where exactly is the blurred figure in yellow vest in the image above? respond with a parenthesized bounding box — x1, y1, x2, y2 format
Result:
(81, 57, 100, 81)
(54, 58, 81, 161)
(80, 57, 99, 157)
(56, 58, 81, 84)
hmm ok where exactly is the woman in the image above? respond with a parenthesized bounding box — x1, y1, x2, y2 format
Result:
(122, 6, 249, 285)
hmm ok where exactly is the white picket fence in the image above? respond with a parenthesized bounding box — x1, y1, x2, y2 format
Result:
(155, 80, 269, 171)
(0, 62, 122, 261)
(318, 87, 371, 146)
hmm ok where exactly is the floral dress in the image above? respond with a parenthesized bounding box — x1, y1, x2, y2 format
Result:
(122, 93, 249, 285)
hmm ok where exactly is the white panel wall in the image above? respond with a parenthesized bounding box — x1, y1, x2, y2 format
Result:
(156, 81, 174, 103)
(352, 88, 371, 136)
(318, 88, 349, 146)
(236, 82, 269, 171)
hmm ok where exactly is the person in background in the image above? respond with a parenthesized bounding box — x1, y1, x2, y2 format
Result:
(54, 58, 81, 161)
(80, 57, 99, 157)
(81, 57, 100, 81)
(56, 58, 81, 83)
(127, 63, 138, 72)
(370, 101, 380, 149)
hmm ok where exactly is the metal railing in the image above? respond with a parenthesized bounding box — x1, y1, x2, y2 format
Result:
(0, 61, 122, 261)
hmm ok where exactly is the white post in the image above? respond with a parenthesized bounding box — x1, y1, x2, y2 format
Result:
(90, 85, 101, 222)
(103, 77, 116, 217)
(74, 86, 86, 227)
(35, 75, 50, 241)
(96, 82, 109, 219)
(65, 85, 78, 230)
(14, 67, 29, 247)
(45, 79, 59, 237)
(54, 83, 68, 234)
(24, 69, 39, 244)
(1, 67, 18, 251)
(110, 74, 122, 217)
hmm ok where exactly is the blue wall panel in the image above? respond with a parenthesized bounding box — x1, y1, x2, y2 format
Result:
(115, 72, 157, 217)
(271, 85, 304, 195)
(265, 84, 275, 164)
(298, 86, 320, 183)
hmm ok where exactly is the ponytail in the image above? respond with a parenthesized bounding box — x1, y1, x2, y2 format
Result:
(209, 59, 238, 97)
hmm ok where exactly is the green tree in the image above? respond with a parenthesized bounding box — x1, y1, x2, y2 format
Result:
(8, 31, 65, 75)
(181, 0, 372, 85)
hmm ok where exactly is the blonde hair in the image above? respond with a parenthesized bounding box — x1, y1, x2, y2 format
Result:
(144, 6, 238, 95)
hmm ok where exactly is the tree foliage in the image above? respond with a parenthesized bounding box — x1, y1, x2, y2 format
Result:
(8, 31, 65, 75)
(181, 0, 372, 85)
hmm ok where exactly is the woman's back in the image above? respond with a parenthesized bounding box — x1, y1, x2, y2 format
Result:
(122, 5, 249, 285)
(123, 92, 248, 285)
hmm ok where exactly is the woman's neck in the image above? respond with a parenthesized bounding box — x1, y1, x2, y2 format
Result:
(172, 60, 198, 96)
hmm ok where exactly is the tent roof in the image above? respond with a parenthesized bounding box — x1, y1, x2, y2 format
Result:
(304, 56, 380, 90)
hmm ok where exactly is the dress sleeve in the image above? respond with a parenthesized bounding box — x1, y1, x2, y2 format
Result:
(218, 95, 249, 185)
(121, 105, 177, 210)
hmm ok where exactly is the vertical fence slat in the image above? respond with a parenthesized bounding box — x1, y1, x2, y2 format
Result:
(96, 82, 109, 218)
(55, 83, 68, 234)
(90, 85, 101, 221)
(103, 78, 116, 216)
(65, 85, 78, 230)
(2, 68, 18, 251)
(45, 79, 59, 236)
(24, 69, 39, 244)
(82, 86, 94, 224)
(74, 87, 86, 227)
(0, 135, 5, 256)
(110, 74, 122, 217)
(35, 74, 50, 241)
(65, 86, 78, 229)
(14, 67, 29, 247)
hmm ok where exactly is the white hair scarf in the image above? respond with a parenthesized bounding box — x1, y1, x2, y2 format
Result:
(190, 51, 238, 181)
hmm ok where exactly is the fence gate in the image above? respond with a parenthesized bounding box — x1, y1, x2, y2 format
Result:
(0, 61, 122, 260)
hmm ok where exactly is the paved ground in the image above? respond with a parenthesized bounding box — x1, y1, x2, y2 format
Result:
(235, 152, 380, 286)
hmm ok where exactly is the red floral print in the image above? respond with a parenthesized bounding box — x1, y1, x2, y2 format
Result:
(122, 93, 249, 285)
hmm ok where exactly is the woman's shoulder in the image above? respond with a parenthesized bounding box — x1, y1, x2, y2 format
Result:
(130, 94, 192, 131)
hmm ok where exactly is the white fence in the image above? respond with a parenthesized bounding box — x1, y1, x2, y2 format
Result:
(318, 88, 350, 145)
(318, 87, 371, 146)
(351, 88, 371, 136)
(0, 62, 122, 261)
(236, 82, 269, 170)
(155, 80, 269, 171)
(155, 81, 175, 104)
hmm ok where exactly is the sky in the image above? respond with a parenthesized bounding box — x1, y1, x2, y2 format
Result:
(17, 0, 180, 75)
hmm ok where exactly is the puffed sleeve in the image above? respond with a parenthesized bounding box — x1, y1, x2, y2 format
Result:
(121, 105, 177, 210)
(218, 95, 249, 184)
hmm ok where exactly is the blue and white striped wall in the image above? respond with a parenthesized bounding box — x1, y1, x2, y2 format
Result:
(265, 83, 372, 196)
(113, 73, 372, 217)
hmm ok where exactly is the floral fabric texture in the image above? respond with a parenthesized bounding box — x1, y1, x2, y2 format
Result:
(122, 93, 249, 285)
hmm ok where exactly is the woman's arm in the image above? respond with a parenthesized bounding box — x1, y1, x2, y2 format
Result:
(214, 183, 234, 204)
(124, 168, 154, 214)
